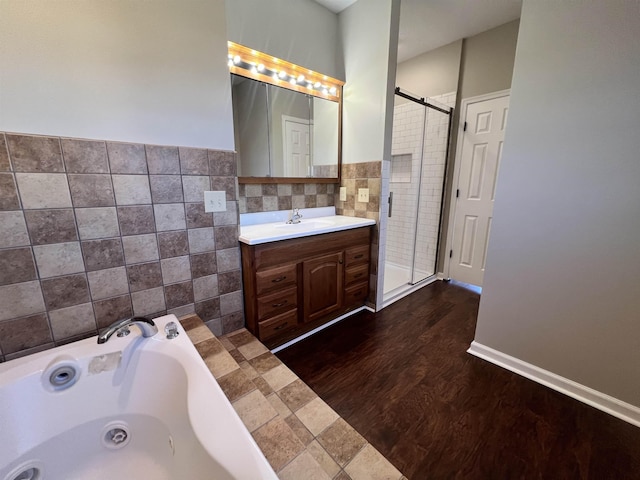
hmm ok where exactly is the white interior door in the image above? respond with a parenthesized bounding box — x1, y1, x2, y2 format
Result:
(449, 93, 509, 286)
(283, 116, 310, 177)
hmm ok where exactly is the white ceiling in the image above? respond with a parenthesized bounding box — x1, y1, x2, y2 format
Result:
(313, 0, 523, 63)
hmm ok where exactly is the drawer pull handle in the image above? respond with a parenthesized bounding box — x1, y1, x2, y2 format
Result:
(272, 301, 288, 308)
(274, 322, 288, 331)
(353, 254, 364, 259)
(272, 276, 286, 283)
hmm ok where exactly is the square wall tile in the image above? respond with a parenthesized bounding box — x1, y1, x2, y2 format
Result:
(146, 145, 180, 174)
(220, 290, 243, 316)
(0, 134, 10, 171)
(0, 211, 30, 248)
(49, 302, 96, 341)
(107, 142, 147, 174)
(6, 134, 63, 172)
(61, 138, 109, 173)
(179, 147, 209, 175)
(245, 184, 262, 197)
(68, 174, 115, 207)
(157, 231, 189, 259)
(131, 287, 166, 316)
(41, 274, 90, 310)
(188, 227, 215, 254)
(160, 256, 191, 285)
(112, 175, 151, 205)
(81, 238, 125, 271)
(0, 281, 46, 321)
(213, 202, 239, 226)
(182, 176, 210, 203)
(221, 312, 244, 333)
(0, 248, 37, 286)
(117, 205, 155, 236)
(190, 252, 217, 278)
(0, 313, 52, 354)
(93, 295, 132, 329)
(216, 248, 240, 273)
(75, 207, 120, 240)
(185, 203, 213, 228)
(195, 297, 221, 321)
(33, 242, 85, 278)
(87, 266, 129, 300)
(154, 203, 186, 232)
(0, 173, 20, 210)
(193, 274, 218, 301)
(127, 261, 163, 292)
(218, 270, 242, 295)
(164, 281, 194, 309)
(211, 176, 237, 202)
(24, 209, 78, 245)
(208, 150, 236, 176)
(214, 225, 239, 250)
(149, 175, 184, 203)
(16, 173, 72, 209)
(122, 234, 159, 264)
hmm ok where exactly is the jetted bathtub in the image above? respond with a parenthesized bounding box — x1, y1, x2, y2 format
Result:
(0, 314, 277, 480)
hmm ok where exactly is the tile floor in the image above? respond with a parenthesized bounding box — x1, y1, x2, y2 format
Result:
(180, 314, 406, 480)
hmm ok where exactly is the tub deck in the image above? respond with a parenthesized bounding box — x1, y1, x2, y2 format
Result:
(179, 314, 407, 480)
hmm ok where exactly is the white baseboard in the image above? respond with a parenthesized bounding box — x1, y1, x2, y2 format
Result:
(467, 341, 640, 428)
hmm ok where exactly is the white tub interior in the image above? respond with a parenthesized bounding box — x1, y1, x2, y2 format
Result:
(0, 314, 277, 480)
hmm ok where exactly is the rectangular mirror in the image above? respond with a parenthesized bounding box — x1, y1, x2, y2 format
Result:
(232, 74, 341, 182)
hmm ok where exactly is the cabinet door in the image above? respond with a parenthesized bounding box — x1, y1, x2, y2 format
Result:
(303, 252, 344, 323)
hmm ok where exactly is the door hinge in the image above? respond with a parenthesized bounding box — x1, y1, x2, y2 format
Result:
(463, 121, 467, 132)
(449, 250, 453, 258)
(456, 189, 460, 198)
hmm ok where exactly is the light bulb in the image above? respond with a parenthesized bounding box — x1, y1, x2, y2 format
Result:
(323, 88, 329, 95)
(290, 77, 297, 85)
(314, 82, 322, 88)
(227, 59, 234, 68)
(329, 86, 337, 95)
(297, 74, 305, 83)
(273, 73, 279, 81)
(251, 66, 258, 74)
(307, 82, 313, 89)
(233, 55, 241, 64)
(278, 71, 287, 79)
(257, 64, 265, 72)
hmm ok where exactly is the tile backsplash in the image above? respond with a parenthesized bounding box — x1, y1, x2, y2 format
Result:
(0, 132, 242, 362)
(238, 183, 336, 214)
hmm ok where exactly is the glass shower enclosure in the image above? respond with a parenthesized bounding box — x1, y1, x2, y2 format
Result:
(383, 87, 454, 303)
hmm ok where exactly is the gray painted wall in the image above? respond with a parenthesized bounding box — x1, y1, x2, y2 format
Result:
(475, 0, 640, 407)
(395, 40, 462, 100)
(225, 0, 343, 80)
(459, 19, 519, 100)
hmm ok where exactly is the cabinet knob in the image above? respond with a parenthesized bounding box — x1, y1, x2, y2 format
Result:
(339, 259, 343, 264)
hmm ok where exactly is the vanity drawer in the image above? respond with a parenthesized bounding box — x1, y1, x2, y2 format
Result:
(345, 263, 369, 287)
(344, 281, 368, 306)
(257, 286, 298, 320)
(256, 264, 297, 296)
(345, 245, 370, 267)
(259, 309, 298, 341)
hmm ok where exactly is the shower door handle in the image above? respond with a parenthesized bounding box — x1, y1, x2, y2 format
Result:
(388, 192, 393, 218)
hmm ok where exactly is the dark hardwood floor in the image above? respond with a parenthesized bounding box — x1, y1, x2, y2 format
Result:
(276, 281, 640, 479)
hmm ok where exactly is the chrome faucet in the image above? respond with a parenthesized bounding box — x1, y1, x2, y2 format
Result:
(287, 208, 303, 224)
(97, 317, 158, 344)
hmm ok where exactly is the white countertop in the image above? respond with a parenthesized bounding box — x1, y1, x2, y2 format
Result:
(239, 207, 375, 245)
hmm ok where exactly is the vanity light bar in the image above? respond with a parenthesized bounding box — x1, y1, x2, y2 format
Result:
(227, 41, 344, 102)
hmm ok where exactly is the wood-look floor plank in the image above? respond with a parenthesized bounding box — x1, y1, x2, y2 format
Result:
(276, 281, 640, 479)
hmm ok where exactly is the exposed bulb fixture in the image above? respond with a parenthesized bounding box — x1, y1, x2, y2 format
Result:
(278, 71, 287, 79)
(289, 77, 297, 85)
(227, 59, 234, 67)
(329, 86, 337, 95)
(251, 65, 258, 74)
(297, 74, 305, 83)
(233, 55, 241, 64)
(257, 64, 265, 72)
(314, 81, 322, 88)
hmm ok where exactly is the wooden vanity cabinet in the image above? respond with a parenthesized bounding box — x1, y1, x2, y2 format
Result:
(240, 226, 372, 348)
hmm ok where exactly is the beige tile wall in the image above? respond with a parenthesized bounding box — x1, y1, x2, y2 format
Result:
(0, 132, 243, 362)
(238, 183, 337, 214)
(335, 161, 382, 307)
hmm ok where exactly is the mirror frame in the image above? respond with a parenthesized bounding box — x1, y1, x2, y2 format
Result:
(228, 41, 344, 184)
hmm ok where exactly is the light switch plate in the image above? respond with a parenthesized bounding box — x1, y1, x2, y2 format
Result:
(357, 188, 369, 203)
(204, 191, 227, 212)
(339, 186, 347, 201)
